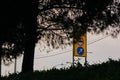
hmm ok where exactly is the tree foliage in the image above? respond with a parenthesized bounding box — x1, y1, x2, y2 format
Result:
(0, 0, 29, 65)
(38, 0, 120, 42)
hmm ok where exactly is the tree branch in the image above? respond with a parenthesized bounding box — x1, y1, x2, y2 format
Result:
(51, 30, 67, 39)
(39, 4, 81, 12)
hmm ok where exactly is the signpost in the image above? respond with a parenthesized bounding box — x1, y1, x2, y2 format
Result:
(73, 33, 87, 57)
(73, 33, 87, 66)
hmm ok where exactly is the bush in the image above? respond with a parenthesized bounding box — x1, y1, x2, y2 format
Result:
(1, 59, 120, 80)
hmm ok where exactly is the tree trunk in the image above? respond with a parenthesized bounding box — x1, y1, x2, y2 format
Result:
(21, 0, 38, 73)
(22, 37, 36, 73)
(22, 19, 37, 73)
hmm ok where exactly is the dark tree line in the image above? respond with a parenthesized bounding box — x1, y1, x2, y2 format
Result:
(0, 0, 120, 76)
(0, 0, 39, 74)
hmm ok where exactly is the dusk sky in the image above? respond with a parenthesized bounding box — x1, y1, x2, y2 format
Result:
(2, 33, 120, 76)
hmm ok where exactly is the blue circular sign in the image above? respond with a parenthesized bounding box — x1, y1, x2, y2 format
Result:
(77, 47, 84, 55)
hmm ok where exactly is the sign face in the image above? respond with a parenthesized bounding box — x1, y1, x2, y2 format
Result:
(77, 47, 84, 55)
(73, 34, 87, 57)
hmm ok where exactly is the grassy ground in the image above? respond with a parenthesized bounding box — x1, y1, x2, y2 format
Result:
(1, 58, 120, 80)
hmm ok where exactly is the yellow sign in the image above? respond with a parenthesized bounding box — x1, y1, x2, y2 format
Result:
(73, 34, 87, 57)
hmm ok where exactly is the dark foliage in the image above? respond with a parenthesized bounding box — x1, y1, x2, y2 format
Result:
(1, 59, 120, 80)
(38, 0, 120, 42)
(0, 0, 39, 73)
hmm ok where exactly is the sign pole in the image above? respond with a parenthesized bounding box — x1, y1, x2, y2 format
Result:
(72, 42, 75, 67)
(84, 56, 87, 66)
(14, 55, 17, 73)
(85, 33, 87, 66)
(72, 28, 75, 67)
(72, 53, 74, 67)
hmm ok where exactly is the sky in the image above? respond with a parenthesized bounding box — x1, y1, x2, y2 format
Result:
(1, 33, 120, 76)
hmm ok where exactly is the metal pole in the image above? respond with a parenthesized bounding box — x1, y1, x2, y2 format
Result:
(84, 56, 87, 66)
(72, 50, 74, 67)
(72, 26, 75, 67)
(72, 40, 75, 67)
(85, 33, 87, 67)
(14, 56, 17, 73)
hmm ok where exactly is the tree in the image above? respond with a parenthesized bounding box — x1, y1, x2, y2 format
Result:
(0, 0, 39, 74)
(0, 0, 30, 75)
(38, 0, 120, 42)
(0, 0, 26, 76)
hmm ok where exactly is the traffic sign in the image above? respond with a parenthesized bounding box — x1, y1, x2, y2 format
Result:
(78, 38, 84, 46)
(73, 33, 87, 57)
(77, 47, 84, 55)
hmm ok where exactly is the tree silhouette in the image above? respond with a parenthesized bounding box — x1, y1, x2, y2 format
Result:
(38, 0, 120, 42)
(0, 1, 25, 76)
(0, 0, 39, 74)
